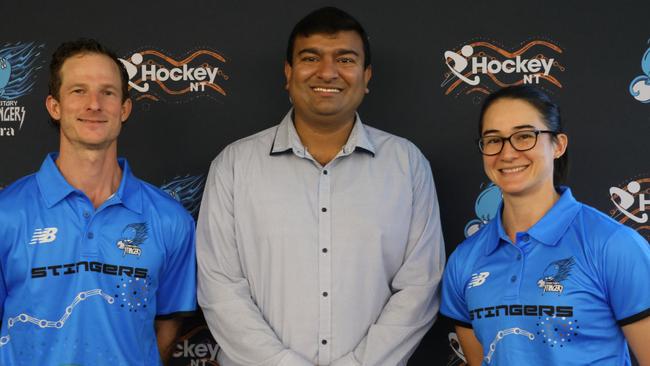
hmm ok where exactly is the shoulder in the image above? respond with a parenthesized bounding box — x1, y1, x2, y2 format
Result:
(0, 174, 39, 244)
(573, 202, 643, 247)
(0, 173, 38, 210)
(214, 125, 278, 165)
(447, 221, 495, 274)
(453, 222, 494, 260)
(363, 124, 432, 185)
(137, 179, 195, 228)
(364, 124, 426, 159)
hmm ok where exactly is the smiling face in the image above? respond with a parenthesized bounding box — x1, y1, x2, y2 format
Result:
(481, 98, 567, 199)
(284, 31, 371, 127)
(46, 52, 132, 152)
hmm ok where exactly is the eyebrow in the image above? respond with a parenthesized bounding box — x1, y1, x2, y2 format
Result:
(482, 124, 538, 136)
(297, 48, 360, 57)
(66, 83, 119, 90)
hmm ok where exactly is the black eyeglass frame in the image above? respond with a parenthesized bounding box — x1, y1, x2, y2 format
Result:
(477, 130, 558, 156)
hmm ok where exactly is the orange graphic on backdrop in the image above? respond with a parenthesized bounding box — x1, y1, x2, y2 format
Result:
(126, 49, 228, 101)
(443, 40, 564, 97)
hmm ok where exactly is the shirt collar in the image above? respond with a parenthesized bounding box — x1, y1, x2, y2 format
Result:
(36, 152, 142, 213)
(270, 109, 376, 157)
(485, 186, 581, 255)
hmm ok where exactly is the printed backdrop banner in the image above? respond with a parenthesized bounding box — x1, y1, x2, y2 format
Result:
(1, 1, 648, 365)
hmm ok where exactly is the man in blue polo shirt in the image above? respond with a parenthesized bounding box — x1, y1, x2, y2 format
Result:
(0, 39, 196, 365)
(441, 187, 650, 365)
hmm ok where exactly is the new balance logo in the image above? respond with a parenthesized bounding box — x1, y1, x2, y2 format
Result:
(29, 228, 58, 244)
(468, 272, 490, 288)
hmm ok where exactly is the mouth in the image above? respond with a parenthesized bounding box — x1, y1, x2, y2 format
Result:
(78, 118, 107, 123)
(312, 87, 342, 93)
(499, 165, 529, 174)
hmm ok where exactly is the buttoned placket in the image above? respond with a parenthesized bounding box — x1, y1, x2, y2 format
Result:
(78, 193, 120, 257)
(317, 165, 332, 365)
(77, 194, 99, 257)
(509, 233, 533, 299)
(297, 141, 354, 363)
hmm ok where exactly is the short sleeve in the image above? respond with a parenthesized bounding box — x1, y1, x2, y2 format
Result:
(601, 227, 650, 326)
(156, 213, 197, 318)
(440, 248, 472, 327)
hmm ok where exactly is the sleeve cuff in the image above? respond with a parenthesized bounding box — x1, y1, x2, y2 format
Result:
(618, 307, 650, 327)
(155, 310, 197, 320)
(440, 313, 473, 329)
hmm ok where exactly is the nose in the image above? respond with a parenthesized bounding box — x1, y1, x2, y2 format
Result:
(499, 138, 519, 160)
(87, 91, 101, 111)
(317, 57, 338, 81)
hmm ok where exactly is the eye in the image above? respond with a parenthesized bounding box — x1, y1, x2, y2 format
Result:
(515, 131, 536, 141)
(484, 136, 502, 145)
(301, 56, 319, 62)
(337, 57, 355, 64)
(72, 88, 84, 94)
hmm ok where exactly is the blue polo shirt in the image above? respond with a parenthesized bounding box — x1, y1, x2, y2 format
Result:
(0, 154, 196, 366)
(441, 187, 650, 366)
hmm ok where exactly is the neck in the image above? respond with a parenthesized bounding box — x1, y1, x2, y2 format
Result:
(293, 112, 356, 166)
(56, 143, 122, 209)
(501, 183, 560, 243)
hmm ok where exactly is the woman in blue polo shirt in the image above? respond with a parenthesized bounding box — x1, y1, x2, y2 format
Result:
(441, 85, 650, 365)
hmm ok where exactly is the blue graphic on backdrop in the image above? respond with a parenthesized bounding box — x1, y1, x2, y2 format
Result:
(629, 41, 650, 103)
(464, 184, 502, 237)
(0, 42, 44, 100)
(0, 42, 45, 137)
(160, 175, 206, 220)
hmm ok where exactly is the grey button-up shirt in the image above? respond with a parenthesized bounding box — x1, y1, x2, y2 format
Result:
(196, 111, 445, 366)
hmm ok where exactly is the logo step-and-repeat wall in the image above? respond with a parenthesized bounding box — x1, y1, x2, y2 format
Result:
(1, 1, 648, 365)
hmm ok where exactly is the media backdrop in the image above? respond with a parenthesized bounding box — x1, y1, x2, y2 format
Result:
(1, 1, 649, 365)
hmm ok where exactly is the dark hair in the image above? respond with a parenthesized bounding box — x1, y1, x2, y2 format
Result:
(478, 85, 569, 186)
(49, 38, 130, 103)
(286, 7, 371, 68)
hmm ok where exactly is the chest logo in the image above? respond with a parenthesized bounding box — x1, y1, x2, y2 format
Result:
(468, 272, 490, 288)
(116, 223, 148, 257)
(29, 227, 58, 244)
(537, 256, 575, 294)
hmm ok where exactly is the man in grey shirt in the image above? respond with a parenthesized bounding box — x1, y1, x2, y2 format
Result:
(196, 7, 445, 366)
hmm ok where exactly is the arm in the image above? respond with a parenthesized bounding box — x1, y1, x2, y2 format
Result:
(156, 318, 182, 365)
(332, 151, 446, 366)
(155, 207, 197, 363)
(456, 325, 484, 366)
(623, 315, 650, 366)
(602, 227, 650, 366)
(196, 153, 312, 366)
(0, 261, 5, 328)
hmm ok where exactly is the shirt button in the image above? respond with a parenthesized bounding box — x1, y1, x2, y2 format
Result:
(510, 275, 517, 282)
(323, 170, 328, 175)
(83, 212, 90, 219)
(321, 339, 327, 345)
(322, 248, 328, 253)
(321, 207, 327, 212)
(516, 253, 522, 260)
(322, 292, 328, 297)
(521, 234, 530, 242)
(87, 232, 94, 239)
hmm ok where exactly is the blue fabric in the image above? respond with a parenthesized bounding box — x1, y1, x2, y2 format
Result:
(441, 187, 650, 365)
(0, 153, 196, 366)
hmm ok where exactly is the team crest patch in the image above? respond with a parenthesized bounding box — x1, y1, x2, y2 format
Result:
(537, 257, 575, 294)
(116, 223, 148, 257)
